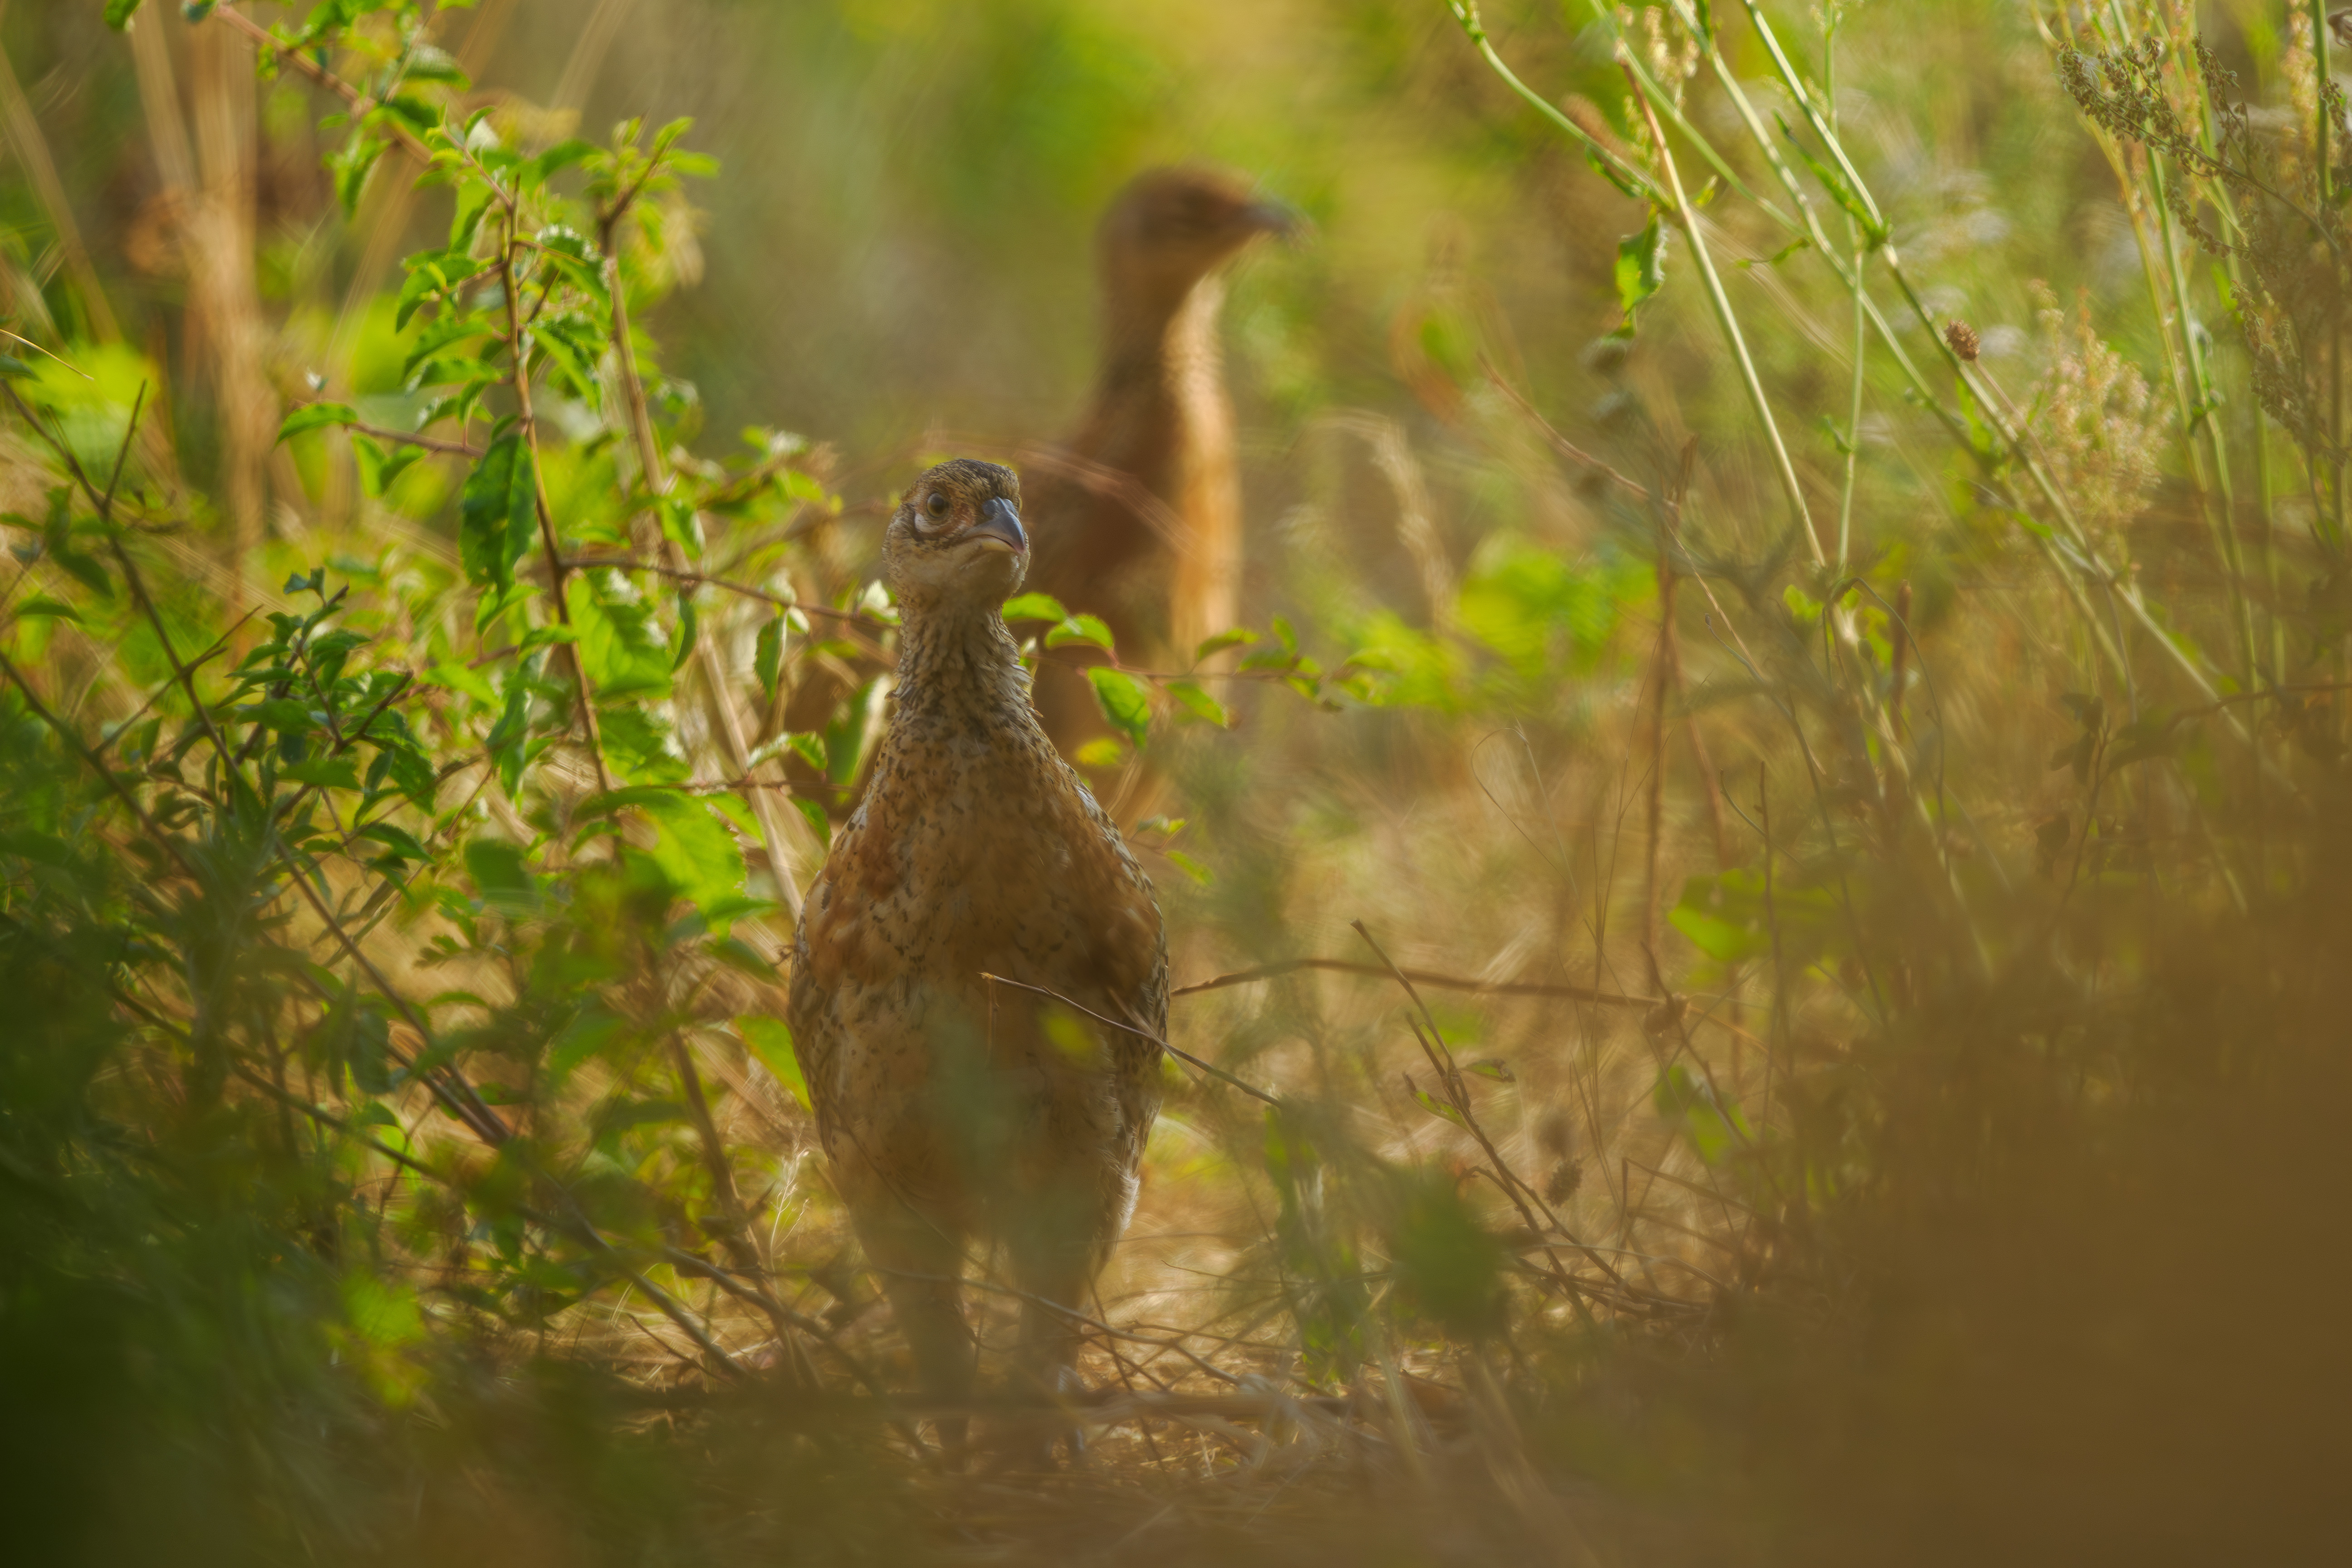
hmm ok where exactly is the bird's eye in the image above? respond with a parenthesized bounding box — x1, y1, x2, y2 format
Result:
(924, 492, 951, 520)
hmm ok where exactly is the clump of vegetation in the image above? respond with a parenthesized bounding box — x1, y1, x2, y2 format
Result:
(0, 1, 2344, 1563)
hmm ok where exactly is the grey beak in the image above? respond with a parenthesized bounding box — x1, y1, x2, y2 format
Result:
(969, 495, 1027, 554)
(1240, 197, 1302, 239)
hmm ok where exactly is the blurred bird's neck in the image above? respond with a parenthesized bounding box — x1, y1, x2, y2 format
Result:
(889, 601, 1032, 729)
(1102, 277, 1241, 651)
(1102, 274, 1225, 404)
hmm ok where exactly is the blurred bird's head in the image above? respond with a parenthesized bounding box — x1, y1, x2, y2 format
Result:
(883, 458, 1029, 610)
(1098, 166, 1296, 326)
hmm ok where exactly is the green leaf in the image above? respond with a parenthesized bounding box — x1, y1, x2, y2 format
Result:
(423, 661, 499, 705)
(1163, 679, 1231, 727)
(458, 435, 538, 594)
(1086, 667, 1152, 747)
(104, 0, 144, 29)
(578, 791, 745, 929)
(448, 180, 496, 251)
(1162, 848, 1213, 885)
(544, 1006, 624, 1095)
(736, 1015, 808, 1109)
(282, 758, 361, 790)
(485, 670, 532, 798)
(1407, 1079, 1467, 1127)
(567, 570, 673, 701)
(277, 402, 359, 444)
(1614, 214, 1669, 333)
(401, 44, 468, 86)
(329, 133, 387, 215)
(11, 595, 80, 623)
(1001, 592, 1069, 622)
(395, 248, 487, 330)
(1045, 613, 1115, 651)
(251, 697, 317, 734)
(1193, 627, 1257, 662)
(352, 434, 420, 498)
(1073, 736, 1130, 770)
(527, 138, 598, 185)
(1668, 870, 1835, 965)
(754, 615, 785, 706)
(1586, 144, 1648, 201)
(463, 837, 539, 915)
(356, 821, 432, 865)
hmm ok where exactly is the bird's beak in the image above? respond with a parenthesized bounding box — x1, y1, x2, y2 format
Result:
(1240, 197, 1301, 239)
(969, 496, 1027, 555)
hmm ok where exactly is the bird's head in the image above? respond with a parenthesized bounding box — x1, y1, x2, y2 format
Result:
(882, 458, 1029, 611)
(1099, 166, 1295, 323)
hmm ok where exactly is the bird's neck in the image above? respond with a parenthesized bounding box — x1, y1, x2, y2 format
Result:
(888, 601, 1034, 730)
(1101, 275, 1223, 403)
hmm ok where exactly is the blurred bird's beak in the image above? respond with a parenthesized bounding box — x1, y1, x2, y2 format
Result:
(1241, 198, 1300, 239)
(969, 496, 1027, 555)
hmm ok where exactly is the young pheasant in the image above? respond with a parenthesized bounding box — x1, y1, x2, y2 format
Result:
(787, 459, 1168, 1441)
(1025, 167, 1292, 752)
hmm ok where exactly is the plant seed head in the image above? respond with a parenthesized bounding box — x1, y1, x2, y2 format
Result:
(1945, 319, 1982, 362)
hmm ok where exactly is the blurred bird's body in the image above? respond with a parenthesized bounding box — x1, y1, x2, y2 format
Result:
(787, 460, 1167, 1451)
(1025, 167, 1290, 753)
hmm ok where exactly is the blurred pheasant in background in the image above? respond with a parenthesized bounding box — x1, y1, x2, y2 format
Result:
(1025, 166, 1292, 752)
(788, 459, 1168, 1456)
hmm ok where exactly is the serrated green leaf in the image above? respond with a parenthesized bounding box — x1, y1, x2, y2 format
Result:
(1086, 666, 1152, 748)
(567, 570, 672, 701)
(459, 435, 538, 594)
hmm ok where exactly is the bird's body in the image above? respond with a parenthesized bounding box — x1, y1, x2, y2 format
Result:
(1026, 167, 1289, 751)
(789, 460, 1167, 1435)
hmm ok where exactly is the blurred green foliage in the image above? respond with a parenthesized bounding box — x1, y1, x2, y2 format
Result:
(0, 0, 2346, 1563)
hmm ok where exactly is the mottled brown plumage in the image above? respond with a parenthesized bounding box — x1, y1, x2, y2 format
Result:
(788, 459, 1167, 1442)
(1027, 167, 1290, 751)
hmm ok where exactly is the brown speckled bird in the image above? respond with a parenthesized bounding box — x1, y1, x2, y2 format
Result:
(788, 458, 1168, 1439)
(1026, 167, 1292, 750)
